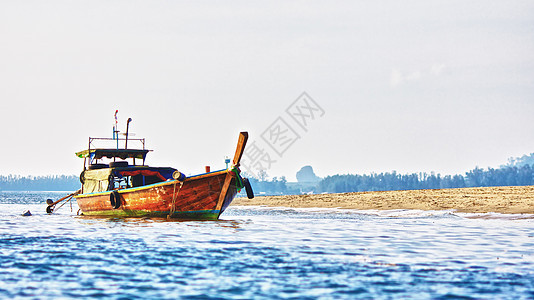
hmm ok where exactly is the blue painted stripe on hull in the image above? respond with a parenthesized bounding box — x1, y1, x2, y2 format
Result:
(81, 209, 220, 220)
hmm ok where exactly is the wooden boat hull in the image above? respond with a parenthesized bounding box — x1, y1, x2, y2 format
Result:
(75, 170, 239, 220)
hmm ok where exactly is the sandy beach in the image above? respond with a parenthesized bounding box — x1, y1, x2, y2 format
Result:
(232, 186, 534, 214)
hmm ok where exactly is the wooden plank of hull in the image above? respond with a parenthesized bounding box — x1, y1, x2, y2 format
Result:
(75, 171, 238, 219)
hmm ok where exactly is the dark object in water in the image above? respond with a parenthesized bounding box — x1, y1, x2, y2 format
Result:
(46, 199, 53, 205)
(21, 210, 32, 216)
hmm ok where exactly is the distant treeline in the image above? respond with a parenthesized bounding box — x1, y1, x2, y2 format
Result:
(317, 165, 534, 194)
(0, 175, 80, 191)
(505, 152, 534, 168)
(245, 176, 298, 196)
(2, 153, 533, 193)
(246, 153, 534, 195)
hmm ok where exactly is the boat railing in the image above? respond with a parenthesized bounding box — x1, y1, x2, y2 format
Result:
(88, 137, 146, 151)
(82, 137, 149, 169)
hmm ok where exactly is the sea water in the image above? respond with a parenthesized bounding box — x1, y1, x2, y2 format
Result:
(0, 191, 533, 299)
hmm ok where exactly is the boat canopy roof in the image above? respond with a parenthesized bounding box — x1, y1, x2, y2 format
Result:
(81, 166, 176, 193)
(76, 148, 151, 160)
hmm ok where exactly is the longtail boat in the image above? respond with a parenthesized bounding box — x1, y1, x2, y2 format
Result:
(65, 124, 253, 220)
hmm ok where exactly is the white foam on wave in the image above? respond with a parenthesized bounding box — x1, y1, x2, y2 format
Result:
(457, 212, 534, 220)
(230, 206, 534, 220)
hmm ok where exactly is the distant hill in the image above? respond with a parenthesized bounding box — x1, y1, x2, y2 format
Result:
(296, 166, 321, 183)
(504, 153, 534, 168)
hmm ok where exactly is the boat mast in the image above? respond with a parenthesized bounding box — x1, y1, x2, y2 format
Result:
(125, 118, 132, 149)
(114, 110, 119, 153)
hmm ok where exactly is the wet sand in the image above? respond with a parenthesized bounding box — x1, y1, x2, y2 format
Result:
(232, 186, 534, 214)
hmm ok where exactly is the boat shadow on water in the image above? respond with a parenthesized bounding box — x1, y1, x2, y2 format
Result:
(73, 214, 246, 229)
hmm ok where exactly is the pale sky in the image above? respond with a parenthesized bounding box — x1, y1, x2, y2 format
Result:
(1, 1, 533, 181)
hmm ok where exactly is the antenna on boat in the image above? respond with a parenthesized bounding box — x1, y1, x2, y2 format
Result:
(113, 110, 119, 151)
(125, 118, 132, 149)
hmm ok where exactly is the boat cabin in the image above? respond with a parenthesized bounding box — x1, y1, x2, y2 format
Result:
(76, 137, 177, 194)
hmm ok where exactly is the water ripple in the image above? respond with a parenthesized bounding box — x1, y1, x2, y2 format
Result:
(0, 193, 533, 298)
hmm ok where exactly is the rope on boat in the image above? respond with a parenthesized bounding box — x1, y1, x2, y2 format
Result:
(54, 195, 74, 212)
(46, 189, 81, 214)
(168, 180, 184, 219)
(232, 167, 244, 192)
